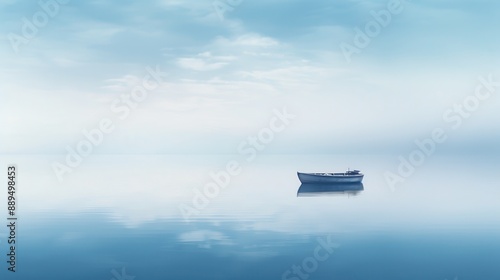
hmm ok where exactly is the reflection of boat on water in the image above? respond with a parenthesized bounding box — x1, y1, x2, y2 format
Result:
(297, 169, 364, 183)
(297, 182, 364, 197)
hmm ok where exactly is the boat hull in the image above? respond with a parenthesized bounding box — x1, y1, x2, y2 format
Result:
(297, 172, 364, 184)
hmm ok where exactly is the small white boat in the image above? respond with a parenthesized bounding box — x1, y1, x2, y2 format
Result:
(297, 169, 364, 184)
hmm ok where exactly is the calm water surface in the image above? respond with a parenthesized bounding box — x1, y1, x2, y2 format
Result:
(1, 155, 499, 279)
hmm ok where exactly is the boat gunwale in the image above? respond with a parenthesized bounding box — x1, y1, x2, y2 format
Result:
(297, 172, 364, 177)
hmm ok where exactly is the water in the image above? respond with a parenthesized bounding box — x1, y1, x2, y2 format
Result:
(1, 155, 499, 279)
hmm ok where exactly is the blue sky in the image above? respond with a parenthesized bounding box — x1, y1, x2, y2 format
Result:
(1, 0, 499, 154)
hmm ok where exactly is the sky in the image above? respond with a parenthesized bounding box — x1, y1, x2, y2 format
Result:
(1, 0, 500, 155)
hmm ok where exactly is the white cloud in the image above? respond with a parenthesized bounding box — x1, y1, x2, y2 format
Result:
(177, 52, 236, 71)
(102, 75, 142, 91)
(233, 34, 279, 47)
(177, 58, 227, 71)
(214, 33, 279, 48)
